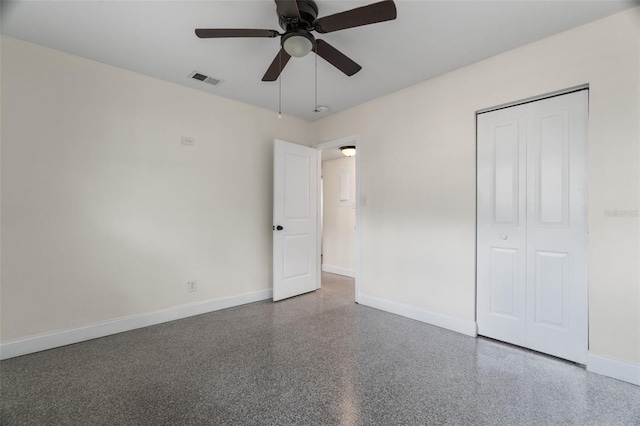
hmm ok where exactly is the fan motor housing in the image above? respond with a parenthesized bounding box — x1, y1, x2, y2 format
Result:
(279, 0, 318, 31)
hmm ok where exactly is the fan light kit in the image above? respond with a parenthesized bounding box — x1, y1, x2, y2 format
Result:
(282, 31, 315, 57)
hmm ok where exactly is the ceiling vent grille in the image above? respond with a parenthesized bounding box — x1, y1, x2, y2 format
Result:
(189, 71, 223, 87)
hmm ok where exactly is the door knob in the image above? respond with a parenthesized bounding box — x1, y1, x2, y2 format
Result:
(275, 225, 284, 231)
(500, 235, 508, 240)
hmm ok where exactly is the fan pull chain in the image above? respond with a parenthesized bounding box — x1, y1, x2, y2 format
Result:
(314, 50, 318, 112)
(278, 51, 282, 119)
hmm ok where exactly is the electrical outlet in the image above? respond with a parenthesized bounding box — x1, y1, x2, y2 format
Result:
(187, 280, 197, 292)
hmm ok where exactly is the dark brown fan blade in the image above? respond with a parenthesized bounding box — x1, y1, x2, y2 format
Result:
(275, 0, 300, 20)
(314, 40, 361, 77)
(262, 49, 292, 81)
(314, 0, 396, 34)
(195, 29, 280, 38)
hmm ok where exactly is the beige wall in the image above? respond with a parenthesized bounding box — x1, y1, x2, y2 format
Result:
(313, 8, 640, 365)
(0, 37, 312, 341)
(322, 157, 356, 274)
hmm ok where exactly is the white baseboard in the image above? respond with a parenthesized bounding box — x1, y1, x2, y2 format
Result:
(0, 289, 272, 360)
(358, 293, 477, 337)
(321, 264, 356, 278)
(587, 352, 640, 386)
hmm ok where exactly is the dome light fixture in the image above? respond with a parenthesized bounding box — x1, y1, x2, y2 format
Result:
(282, 31, 315, 58)
(340, 146, 356, 157)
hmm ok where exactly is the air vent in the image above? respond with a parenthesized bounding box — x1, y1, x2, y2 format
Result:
(189, 71, 223, 87)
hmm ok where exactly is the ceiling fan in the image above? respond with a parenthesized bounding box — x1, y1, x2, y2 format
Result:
(195, 0, 397, 82)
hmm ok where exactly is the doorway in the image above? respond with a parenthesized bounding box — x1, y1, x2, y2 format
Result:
(315, 135, 361, 302)
(476, 89, 588, 363)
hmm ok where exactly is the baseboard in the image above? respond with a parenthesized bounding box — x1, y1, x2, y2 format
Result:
(321, 264, 356, 278)
(358, 293, 477, 337)
(0, 289, 272, 360)
(587, 352, 640, 386)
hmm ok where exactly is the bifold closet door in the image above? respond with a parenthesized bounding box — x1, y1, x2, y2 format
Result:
(477, 103, 528, 347)
(477, 90, 588, 364)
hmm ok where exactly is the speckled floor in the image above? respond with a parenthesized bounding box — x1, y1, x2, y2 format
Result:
(2, 272, 639, 425)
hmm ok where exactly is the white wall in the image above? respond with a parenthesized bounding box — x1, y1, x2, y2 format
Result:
(313, 8, 640, 366)
(322, 156, 356, 276)
(0, 37, 312, 342)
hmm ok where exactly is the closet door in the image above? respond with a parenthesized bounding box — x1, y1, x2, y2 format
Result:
(476, 103, 528, 346)
(525, 91, 588, 363)
(477, 91, 588, 363)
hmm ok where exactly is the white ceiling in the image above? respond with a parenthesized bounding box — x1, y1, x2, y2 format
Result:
(2, 1, 637, 121)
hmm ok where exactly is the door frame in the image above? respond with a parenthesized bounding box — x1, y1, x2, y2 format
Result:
(476, 84, 589, 115)
(313, 134, 361, 303)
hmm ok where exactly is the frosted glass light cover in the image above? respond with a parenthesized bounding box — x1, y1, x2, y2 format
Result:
(341, 147, 356, 157)
(283, 36, 313, 58)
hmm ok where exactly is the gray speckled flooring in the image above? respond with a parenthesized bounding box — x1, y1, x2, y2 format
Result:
(2, 273, 639, 425)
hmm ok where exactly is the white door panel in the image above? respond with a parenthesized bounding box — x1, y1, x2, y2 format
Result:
(477, 90, 588, 363)
(477, 106, 527, 346)
(526, 91, 588, 363)
(273, 140, 318, 301)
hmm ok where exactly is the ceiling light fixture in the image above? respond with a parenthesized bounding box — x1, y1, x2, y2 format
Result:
(282, 31, 315, 58)
(340, 146, 356, 157)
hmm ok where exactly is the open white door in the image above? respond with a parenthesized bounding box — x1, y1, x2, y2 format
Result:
(273, 139, 319, 301)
